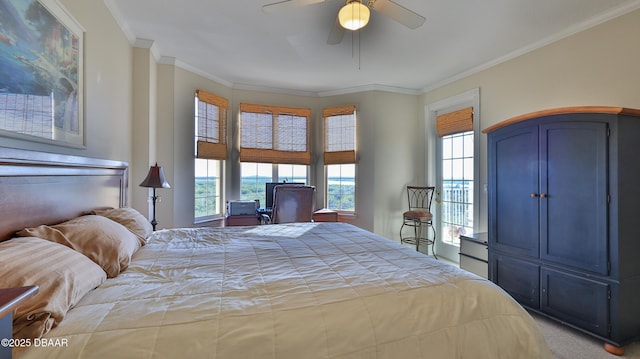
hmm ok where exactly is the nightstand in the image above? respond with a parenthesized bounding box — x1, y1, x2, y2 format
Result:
(1, 286, 39, 359)
(459, 233, 488, 278)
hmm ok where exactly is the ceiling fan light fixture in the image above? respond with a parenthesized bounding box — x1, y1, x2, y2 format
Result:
(338, 0, 370, 31)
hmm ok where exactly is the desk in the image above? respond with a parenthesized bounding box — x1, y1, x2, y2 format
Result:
(251, 209, 338, 223)
(225, 214, 260, 226)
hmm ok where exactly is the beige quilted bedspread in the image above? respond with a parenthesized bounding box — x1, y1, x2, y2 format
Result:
(19, 222, 550, 358)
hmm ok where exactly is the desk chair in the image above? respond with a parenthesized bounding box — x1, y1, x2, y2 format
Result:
(267, 185, 316, 224)
(400, 186, 437, 258)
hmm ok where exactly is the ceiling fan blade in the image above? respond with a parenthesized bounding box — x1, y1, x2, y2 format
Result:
(262, 0, 328, 14)
(327, 15, 345, 45)
(371, 0, 426, 29)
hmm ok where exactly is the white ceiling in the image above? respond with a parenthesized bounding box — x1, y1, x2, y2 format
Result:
(104, 0, 640, 95)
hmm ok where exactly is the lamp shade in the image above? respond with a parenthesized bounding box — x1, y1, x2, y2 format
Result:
(139, 164, 171, 189)
(339, 1, 370, 31)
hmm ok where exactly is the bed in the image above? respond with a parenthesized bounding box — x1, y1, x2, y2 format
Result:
(0, 147, 551, 358)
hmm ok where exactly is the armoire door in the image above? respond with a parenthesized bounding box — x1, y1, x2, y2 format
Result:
(489, 124, 539, 257)
(539, 121, 608, 275)
(541, 267, 610, 337)
(492, 254, 540, 309)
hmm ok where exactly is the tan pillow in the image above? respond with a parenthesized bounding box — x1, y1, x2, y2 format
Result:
(17, 215, 141, 278)
(0, 237, 106, 339)
(91, 207, 152, 245)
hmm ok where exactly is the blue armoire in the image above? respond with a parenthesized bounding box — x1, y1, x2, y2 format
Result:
(485, 107, 640, 351)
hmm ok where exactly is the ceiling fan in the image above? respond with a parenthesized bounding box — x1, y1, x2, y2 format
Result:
(262, 0, 426, 45)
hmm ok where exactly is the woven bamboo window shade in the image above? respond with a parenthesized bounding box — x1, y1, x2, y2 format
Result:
(323, 105, 356, 165)
(239, 103, 311, 165)
(195, 90, 228, 160)
(436, 106, 474, 137)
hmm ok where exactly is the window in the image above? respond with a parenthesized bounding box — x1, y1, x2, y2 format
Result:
(436, 107, 474, 245)
(194, 90, 227, 221)
(278, 164, 307, 183)
(327, 164, 355, 211)
(239, 163, 309, 205)
(239, 103, 310, 205)
(239, 103, 310, 164)
(240, 162, 272, 204)
(195, 158, 222, 219)
(441, 131, 474, 245)
(323, 105, 356, 212)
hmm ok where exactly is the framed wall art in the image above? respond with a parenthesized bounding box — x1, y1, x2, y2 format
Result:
(0, 0, 85, 148)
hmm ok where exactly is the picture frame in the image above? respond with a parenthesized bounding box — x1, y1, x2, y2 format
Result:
(0, 0, 85, 148)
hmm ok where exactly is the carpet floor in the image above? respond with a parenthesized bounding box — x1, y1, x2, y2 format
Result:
(435, 258, 639, 358)
(530, 312, 640, 359)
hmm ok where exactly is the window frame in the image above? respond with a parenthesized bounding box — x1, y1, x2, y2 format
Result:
(325, 163, 356, 212)
(323, 105, 357, 213)
(238, 103, 311, 206)
(239, 103, 311, 165)
(239, 162, 309, 206)
(194, 158, 224, 223)
(194, 90, 228, 223)
(425, 89, 480, 261)
(439, 130, 474, 246)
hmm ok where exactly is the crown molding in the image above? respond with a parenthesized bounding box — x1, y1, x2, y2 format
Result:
(106, 0, 640, 97)
(421, 0, 640, 93)
(163, 58, 234, 88)
(318, 84, 421, 97)
(133, 38, 161, 62)
(231, 82, 319, 97)
(104, 0, 135, 44)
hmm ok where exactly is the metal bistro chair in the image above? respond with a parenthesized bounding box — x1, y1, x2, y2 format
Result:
(400, 186, 437, 258)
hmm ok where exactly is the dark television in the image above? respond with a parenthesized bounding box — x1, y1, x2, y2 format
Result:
(265, 182, 303, 209)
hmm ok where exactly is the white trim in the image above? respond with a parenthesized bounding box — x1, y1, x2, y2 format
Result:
(166, 58, 235, 88)
(425, 88, 480, 262)
(134, 38, 154, 49)
(105, 0, 640, 96)
(104, 0, 135, 43)
(421, 1, 640, 93)
(232, 82, 318, 98)
(317, 84, 422, 97)
(133, 38, 161, 62)
(105, 0, 640, 97)
(426, 89, 480, 113)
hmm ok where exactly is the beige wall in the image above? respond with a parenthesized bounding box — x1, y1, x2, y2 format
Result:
(164, 66, 233, 228)
(4, 0, 132, 161)
(140, 7, 640, 243)
(131, 46, 157, 215)
(421, 8, 640, 243)
(154, 71, 421, 239)
(423, 8, 640, 125)
(2, 0, 133, 198)
(11, 1, 638, 246)
(370, 92, 420, 236)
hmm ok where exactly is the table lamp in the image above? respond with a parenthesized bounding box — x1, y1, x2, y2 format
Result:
(139, 163, 170, 230)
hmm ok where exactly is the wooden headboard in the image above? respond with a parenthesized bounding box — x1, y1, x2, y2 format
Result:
(0, 147, 128, 241)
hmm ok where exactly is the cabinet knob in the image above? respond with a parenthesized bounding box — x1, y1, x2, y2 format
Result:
(531, 193, 538, 198)
(540, 193, 548, 198)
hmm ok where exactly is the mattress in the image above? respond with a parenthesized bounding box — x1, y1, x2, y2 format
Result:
(17, 222, 550, 358)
